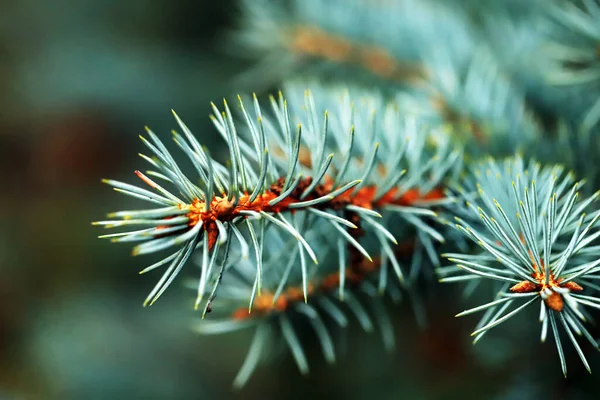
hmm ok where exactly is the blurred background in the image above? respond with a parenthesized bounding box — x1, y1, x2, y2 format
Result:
(0, 0, 599, 399)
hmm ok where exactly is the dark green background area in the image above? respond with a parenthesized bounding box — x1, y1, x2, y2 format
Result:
(0, 1, 598, 399)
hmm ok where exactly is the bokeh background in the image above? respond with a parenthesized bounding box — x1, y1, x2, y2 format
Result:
(1, 1, 599, 399)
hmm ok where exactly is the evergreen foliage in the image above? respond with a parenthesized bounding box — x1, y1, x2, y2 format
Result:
(94, 0, 600, 387)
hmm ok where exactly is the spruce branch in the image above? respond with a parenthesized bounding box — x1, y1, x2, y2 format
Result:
(94, 83, 458, 311)
(84, 0, 600, 390)
(440, 155, 600, 376)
